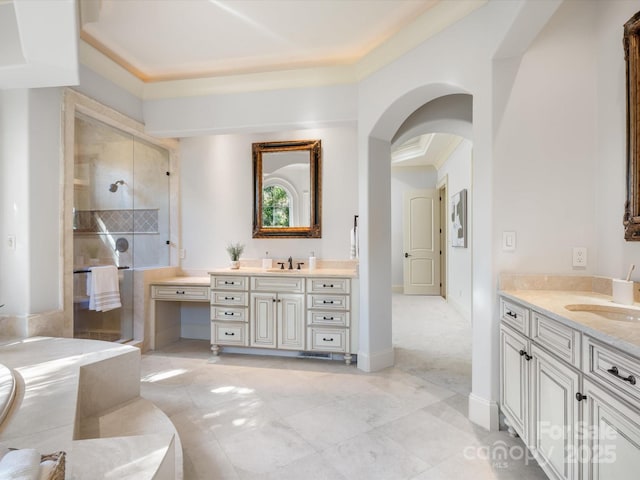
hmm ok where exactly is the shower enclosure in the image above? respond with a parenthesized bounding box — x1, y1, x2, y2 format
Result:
(73, 112, 170, 342)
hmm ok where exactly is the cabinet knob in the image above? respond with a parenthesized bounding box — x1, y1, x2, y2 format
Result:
(575, 392, 587, 402)
(519, 349, 532, 361)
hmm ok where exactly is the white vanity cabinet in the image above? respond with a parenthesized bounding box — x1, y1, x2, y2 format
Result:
(306, 277, 354, 364)
(499, 324, 530, 442)
(250, 276, 305, 350)
(210, 276, 250, 354)
(499, 295, 640, 480)
(209, 271, 357, 364)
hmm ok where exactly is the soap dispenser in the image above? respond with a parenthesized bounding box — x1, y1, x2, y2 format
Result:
(308, 251, 317, 271)
(262, 252, 272, 270)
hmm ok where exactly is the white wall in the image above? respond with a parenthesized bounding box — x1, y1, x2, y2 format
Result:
(179, 126, 358, 270)
(438, 140, 472, 320)
(493, 0, 598, 277)
(390, 166, 438, 289)
(0, 88, 62, 315)
(0, 89, 30, 315)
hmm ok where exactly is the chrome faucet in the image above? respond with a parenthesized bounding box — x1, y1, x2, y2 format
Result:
(288, 256, 293, 270)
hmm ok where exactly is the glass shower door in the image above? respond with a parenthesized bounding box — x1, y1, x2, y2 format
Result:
(72, 114, 170, 343)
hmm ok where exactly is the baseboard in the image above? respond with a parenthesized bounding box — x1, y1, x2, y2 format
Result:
(468, 392, 500, 431)
(357, 348, 394, 372)
(391, 285, 403, 294)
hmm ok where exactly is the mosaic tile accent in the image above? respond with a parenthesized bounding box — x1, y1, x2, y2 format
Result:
(74, 209, 159, 234)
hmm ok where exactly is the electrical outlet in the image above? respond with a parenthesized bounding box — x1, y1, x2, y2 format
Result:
(179, 249, 186, 259)
(7, 235, 15, 250)
(572, 247, 587, 268)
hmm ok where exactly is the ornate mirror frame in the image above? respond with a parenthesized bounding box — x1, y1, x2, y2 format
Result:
(624, 11, 640, 240)
(253, 139, 322, 238)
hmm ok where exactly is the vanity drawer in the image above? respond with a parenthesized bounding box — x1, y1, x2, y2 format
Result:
(211, 276, 248, 291)
(500, 298, 530, 335)
(251, 276, 304, 293)
(308, 294, 349, 310)
(307, 327, 348, 353)
(152, 285, 210, 301)
(307, 310, 350, 327)
(211, 291, 248, 307)
(531, 312, 581, 368)
(211, 306, 248, 322)
(211, 322, 248, 346)
(584, 336, 640, 404)
(307, 278, 350, 294)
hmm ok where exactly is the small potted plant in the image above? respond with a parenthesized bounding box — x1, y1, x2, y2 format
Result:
(226, 242, 245, 269)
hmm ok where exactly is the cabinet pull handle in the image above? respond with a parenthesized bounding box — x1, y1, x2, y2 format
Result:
(322, 337, 334, 342)
(224, 296, 234, 300)
(322, 284, 334, 288)
(224, 281, 235, 285)
(224, 312, 235, 316)
(519, 349, 532, 361)
(323, 316, 335, 320)
(176, 290, 185, 295)
(575, 392, 587, 401)
(607, 366, 637, 385)
(224, 332, 235, 336)
(506, 311, 517, 318)
(323, 300, 334, 304)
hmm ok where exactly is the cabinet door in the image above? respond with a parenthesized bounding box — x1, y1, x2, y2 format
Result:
(277, 294, 305, 350)
(582, 378, 640, 480)
(500, 325, 530, 442)
(250, 293, 276, 348)
(530, 344, 580, 480)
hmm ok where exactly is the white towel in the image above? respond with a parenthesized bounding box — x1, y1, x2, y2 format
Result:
(87, 266, 122, 312)
(0, 448, 41, 480)
(350, 226, 359, 259)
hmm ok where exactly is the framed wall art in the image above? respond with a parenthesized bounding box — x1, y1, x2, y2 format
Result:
(451, 189, 467, 248)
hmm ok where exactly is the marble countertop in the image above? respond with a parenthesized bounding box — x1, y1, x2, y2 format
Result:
(209, 266, 358, 278)
(151, 276, 210, 286)
(500, 289, 640, 358)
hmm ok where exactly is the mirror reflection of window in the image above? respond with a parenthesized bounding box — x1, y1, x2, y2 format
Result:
(263, 184, 292, 227)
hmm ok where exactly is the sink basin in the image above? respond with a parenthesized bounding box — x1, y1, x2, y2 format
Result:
(565, 304, 640, 322)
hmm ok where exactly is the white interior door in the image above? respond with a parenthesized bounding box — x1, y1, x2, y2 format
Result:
(403, 189, 440, 295)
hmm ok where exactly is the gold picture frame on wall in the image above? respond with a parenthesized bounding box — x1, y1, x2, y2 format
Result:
(624, 11, 640, 240)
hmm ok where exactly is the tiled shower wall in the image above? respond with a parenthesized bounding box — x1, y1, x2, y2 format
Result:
(74, 209, 159, 234)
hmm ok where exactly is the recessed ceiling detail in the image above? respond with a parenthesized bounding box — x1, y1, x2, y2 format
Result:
(392, 133, 463, 168)
(79, 0, 439, 82)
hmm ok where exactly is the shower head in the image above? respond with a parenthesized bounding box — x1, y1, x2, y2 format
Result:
(109, 180, 125, 192)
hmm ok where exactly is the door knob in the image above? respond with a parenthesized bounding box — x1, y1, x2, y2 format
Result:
(404, 252, 411, 258)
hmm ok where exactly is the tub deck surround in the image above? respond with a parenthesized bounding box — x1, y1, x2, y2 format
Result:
(0, 336, 182, 480)
(499, 274, 640, 357)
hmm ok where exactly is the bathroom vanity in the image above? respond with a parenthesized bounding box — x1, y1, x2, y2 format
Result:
(149, 262, 358, 364)
(209, 266, 358, 364)
(498, 275, 640, 480)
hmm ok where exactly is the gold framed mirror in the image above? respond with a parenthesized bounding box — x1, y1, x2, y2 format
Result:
(624, 11, 640, 240)
(253, 140, 322, 238)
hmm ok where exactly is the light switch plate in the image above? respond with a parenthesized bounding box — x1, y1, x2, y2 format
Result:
(572, 247, 587, 267)
(502, 231, 516, 251)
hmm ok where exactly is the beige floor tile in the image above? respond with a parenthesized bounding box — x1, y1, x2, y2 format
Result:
(283, 399, 373, 450)
(321, 429, 431, 479)
(216, 419, 315, 475)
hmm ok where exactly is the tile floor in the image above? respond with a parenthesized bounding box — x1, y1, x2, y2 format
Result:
(140, 294, 548, 480)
